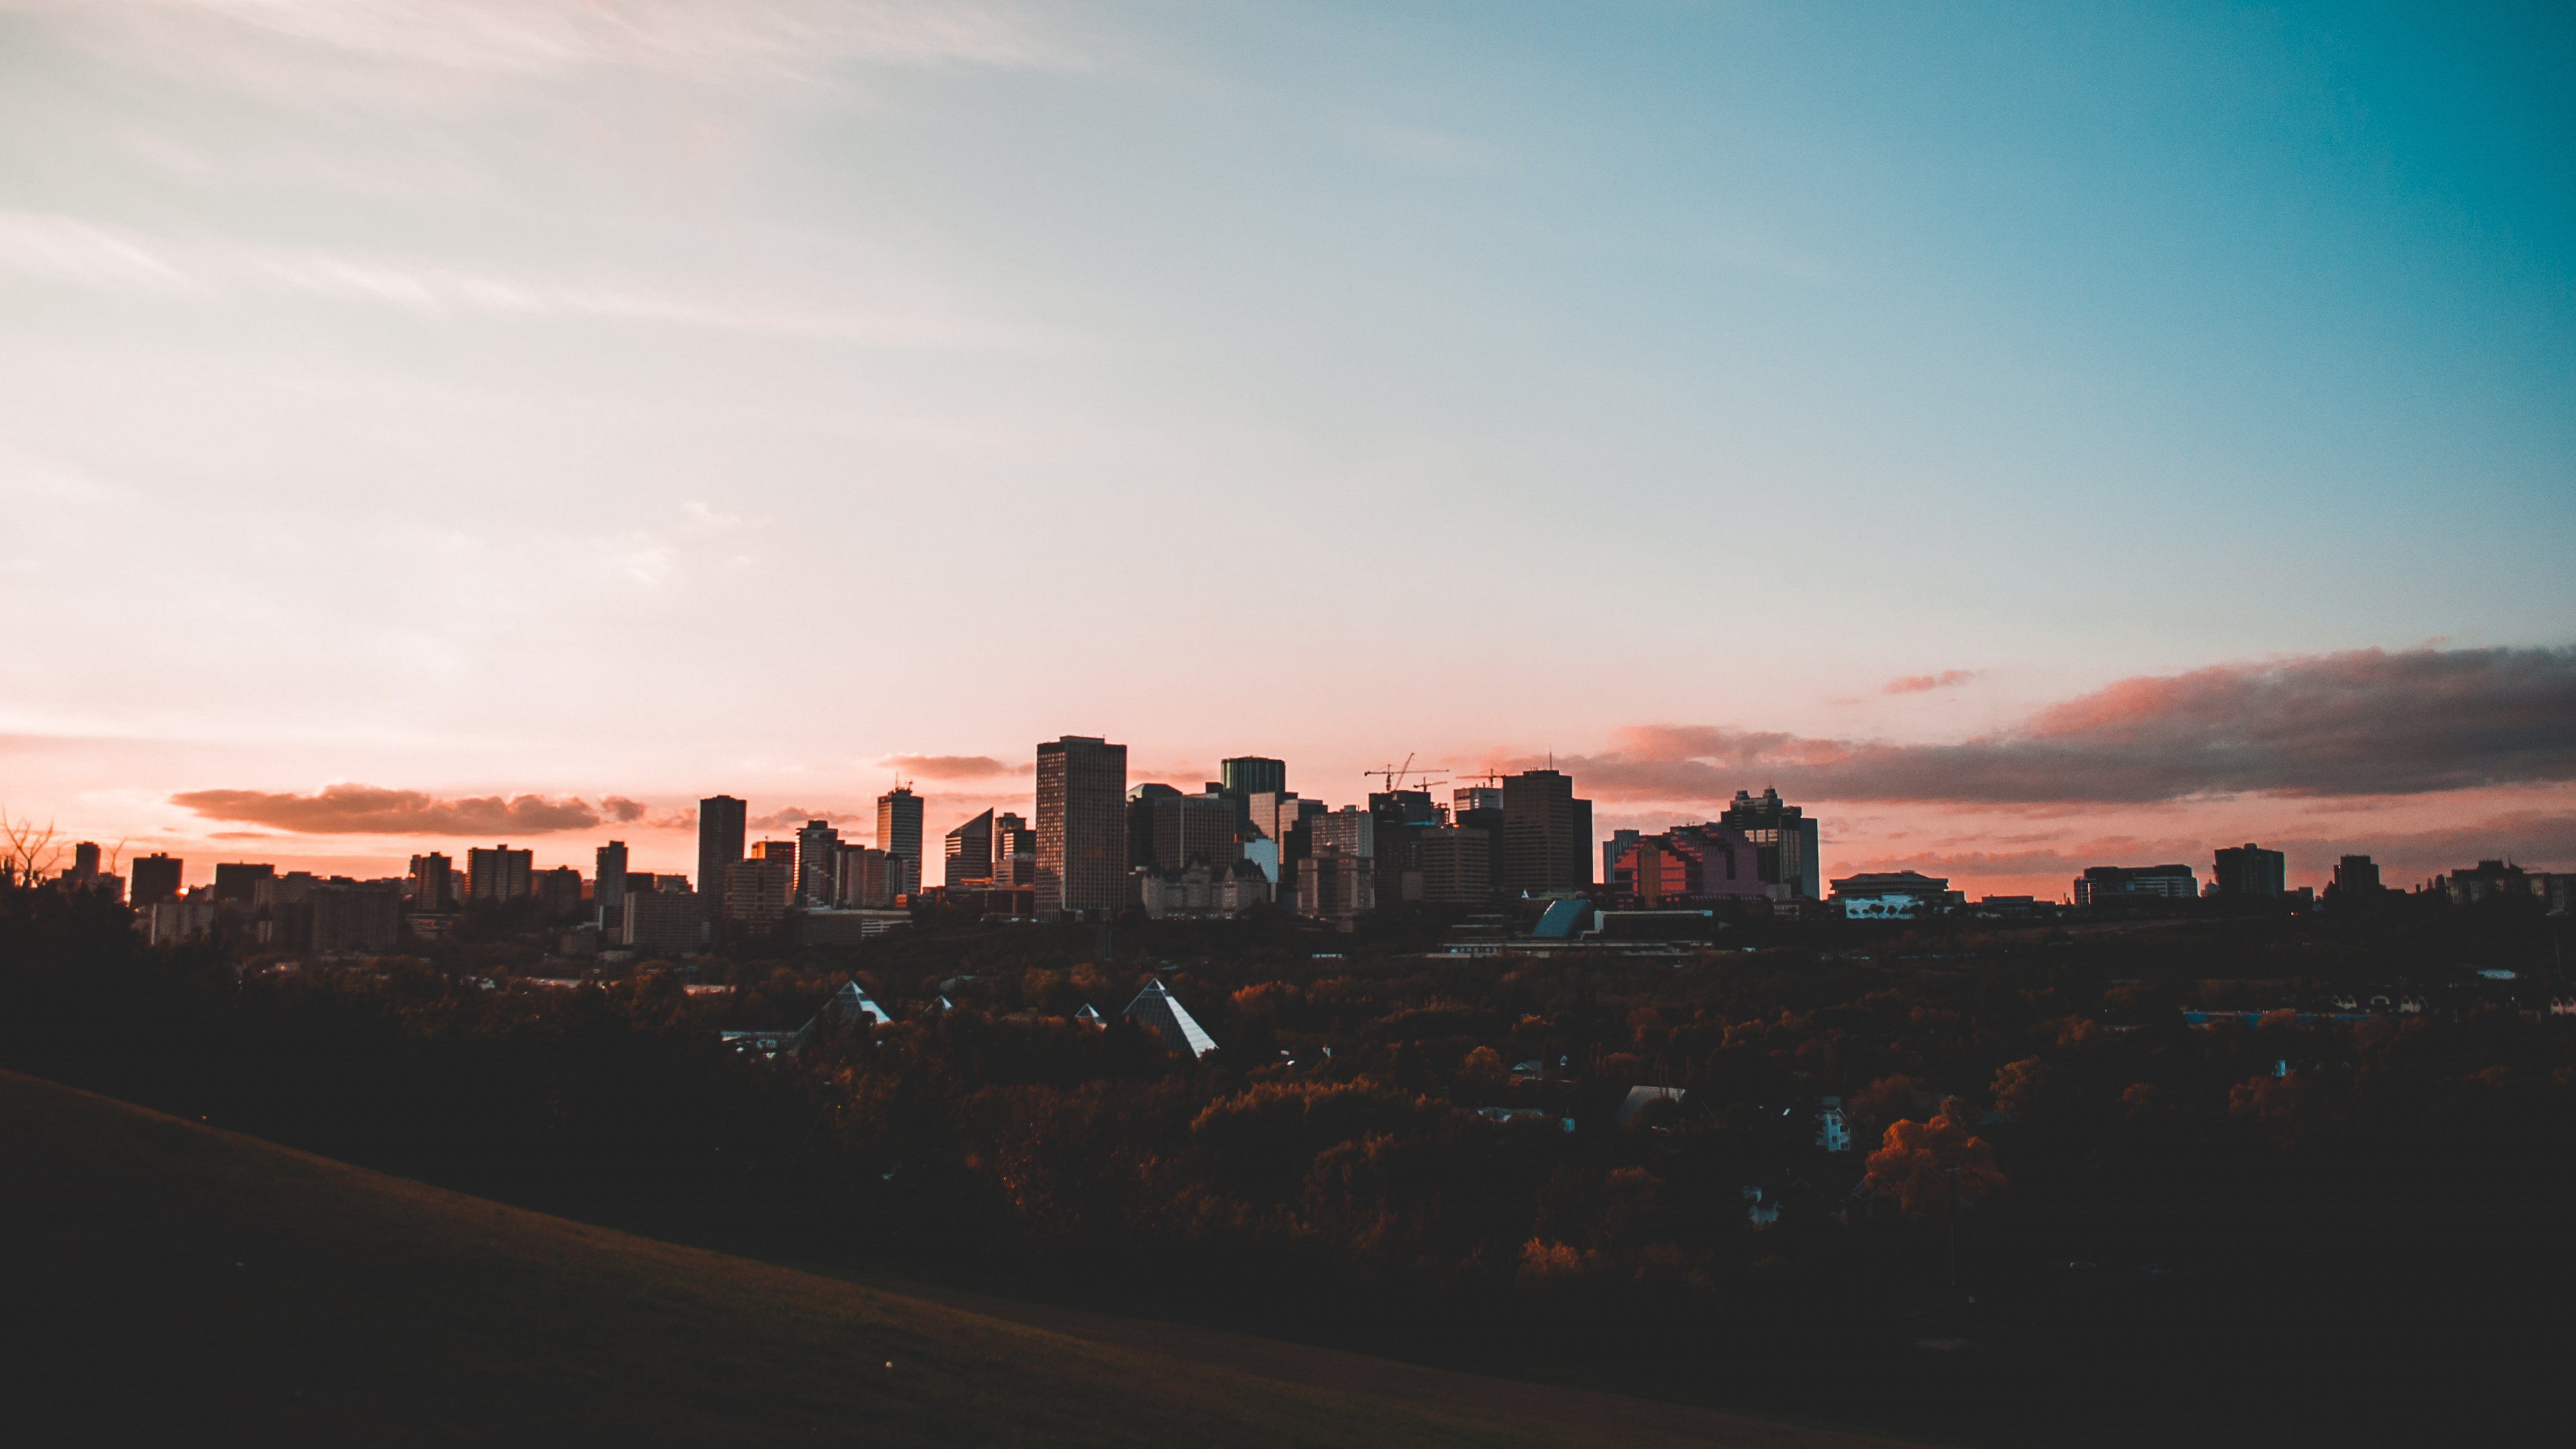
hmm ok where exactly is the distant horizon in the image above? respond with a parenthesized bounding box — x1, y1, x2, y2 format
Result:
(4, 3, 2569, 904)
(20, 641, 2570, 902)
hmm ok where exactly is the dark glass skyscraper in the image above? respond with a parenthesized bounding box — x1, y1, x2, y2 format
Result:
(698, 795, 746, 940)
(1037, 735, 1126, 919)
(1501, 769, 1593, 894)
(945, 808, 995, 888)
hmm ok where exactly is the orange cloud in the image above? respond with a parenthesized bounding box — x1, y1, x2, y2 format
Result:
(882, 754, 1024, 779)
(172, 784, 601, 835)
(1884, 669, 1977, 694)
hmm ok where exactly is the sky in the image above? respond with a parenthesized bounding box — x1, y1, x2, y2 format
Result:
(2, 0, 2571, 898)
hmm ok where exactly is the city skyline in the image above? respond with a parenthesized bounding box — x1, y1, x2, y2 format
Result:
(16, 636, 2572, 902)
(3, 3, 2571, 899)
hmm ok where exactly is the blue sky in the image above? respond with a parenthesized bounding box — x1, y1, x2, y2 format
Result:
(1, 1, 2568, 889)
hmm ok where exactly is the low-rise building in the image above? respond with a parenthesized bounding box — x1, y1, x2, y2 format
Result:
(2074, 863, 2198, 908)
(1831, 870, 1964, 917)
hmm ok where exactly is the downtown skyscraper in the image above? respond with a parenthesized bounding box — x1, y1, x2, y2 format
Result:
(1036, 735, 1126, 920)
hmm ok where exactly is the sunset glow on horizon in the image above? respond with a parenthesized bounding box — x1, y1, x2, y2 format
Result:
(3, 2, 2570, 902)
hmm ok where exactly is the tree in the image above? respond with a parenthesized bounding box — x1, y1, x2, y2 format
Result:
(1863, 1114, 2006, 1291)
(1864, 1115, 2005, 1220)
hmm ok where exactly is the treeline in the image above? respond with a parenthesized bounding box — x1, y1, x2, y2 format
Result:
(4, 882, 2571, 1445)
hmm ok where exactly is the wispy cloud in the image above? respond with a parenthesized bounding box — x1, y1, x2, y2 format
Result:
(1558, 647, 2576, 805)
(0, 210, 1036, 349)
(30, 0, 1079, 80)
(1885, 669, 1978, 694)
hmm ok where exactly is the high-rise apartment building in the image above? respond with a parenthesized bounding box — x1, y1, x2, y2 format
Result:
(214, 861, 275, 904)
(594, 841, 629, 925)
(945, 809, 995, 888)
(406, 854, 453, 912)
(1501, 769, 1593, 894)
(623, 889, 704, 957)
(698, 795, 747, 942)
(466, 846, 533, 902)
(129, 852, 183, 907)
(311, 881, 402, 953)
(722, 858, 794, 939)
(1036, 735, 1127, 919)
(796, 820, 842, 906)
(531, 866, 585, 918)
(2212, 843, 2287, 898)
(2331, 855, 2382, 900)
(1718, 788, 1821, 902)
(877, 787, 924, 883)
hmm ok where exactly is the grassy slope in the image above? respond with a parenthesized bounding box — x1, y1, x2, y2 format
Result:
(0, 1071, 1911, 1448)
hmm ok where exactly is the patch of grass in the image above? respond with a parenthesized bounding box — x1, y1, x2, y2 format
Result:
(1, 1070, 1907, 1448)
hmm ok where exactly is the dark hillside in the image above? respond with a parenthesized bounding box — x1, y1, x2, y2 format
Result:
(0, 1069, 1905, 1449)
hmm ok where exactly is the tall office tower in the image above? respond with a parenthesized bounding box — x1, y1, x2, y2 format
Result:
(2332, 855, 2381, 898)
(945, 809, 995, 888)
(68, 841, 101, 883)
(1152, 793, 1241, 871)
(877, 787, 924, 881)
(1451, 795, 1507, 899)
(697, 795, 747, 942)
(407, 853, 454, 912)
(1219, 757, 1286, 834)
(1367, 790, 1443, 906)
(1126, 783, 1183, 868)
(796, 820, 842, 905)
(466, 845, 534, 902)
(991, 812, 1035, 887)
(1501, 769, 1593, 894)
(2212, 843, 2287, 898)
(213, 861, 275, 904)
(531, 866, 586, 918)
(1416, 827, 1491, 904)
(1243, 791, 1301, 847)
(1311, 806, 1375, 859)
(1036, 735, 1127, 919)
(1718, 788, 1821, 902)
(1221, 757, 1287, 798)
(129, 852, 183, 907)
(594, 841, 629, 925)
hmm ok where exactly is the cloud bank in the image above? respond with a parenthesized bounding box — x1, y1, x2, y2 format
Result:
(1571, 647, 2576, 805)
(172, 784, 602, 835)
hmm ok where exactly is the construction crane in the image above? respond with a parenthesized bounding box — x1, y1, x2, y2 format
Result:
(1364, 753, 1417, 794)
(1364, 754, 1450, 796)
